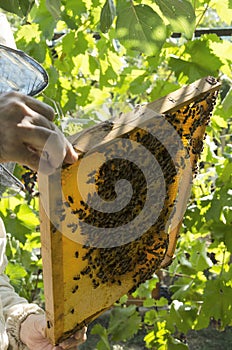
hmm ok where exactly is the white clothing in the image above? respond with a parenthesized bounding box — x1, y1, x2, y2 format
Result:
(0, 218, 43, 349)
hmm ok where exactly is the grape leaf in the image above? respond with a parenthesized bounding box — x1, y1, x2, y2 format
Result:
(100, 0, 116, 33)
(196, 279, 232, 329)
(108, 305, 141, 341)
(33, 0, 56, 38)
(169, 57, 208, 82)
(190, 240, 213, 271)
(6, 262, 27, 280)
(0, 0, 35, 17)
(186, 39, 222, 71)
(222, 88, 232, 115)
(116, 4, 166, 56)
(62, 0, 87, 17)
(46, 0, 61, 19)
(91, 324, 110, 350)
(169, 301, 198, 334)
(169, 41, 222, 83)
(156, 0, 196, 39)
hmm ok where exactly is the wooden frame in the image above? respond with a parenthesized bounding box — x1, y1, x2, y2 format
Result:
(39, 76, 221, 345)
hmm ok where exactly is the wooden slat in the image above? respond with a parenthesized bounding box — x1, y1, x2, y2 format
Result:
(69, 76, 220, 153)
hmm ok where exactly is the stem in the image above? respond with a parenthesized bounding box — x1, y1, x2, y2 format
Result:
(219, 249, 226, 277)
(161, 269, 195, 279)
(195, 3, 209, 29)
(193, 0, 197, 11)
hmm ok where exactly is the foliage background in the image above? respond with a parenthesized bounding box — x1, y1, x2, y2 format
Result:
(0, 0, 231, 348)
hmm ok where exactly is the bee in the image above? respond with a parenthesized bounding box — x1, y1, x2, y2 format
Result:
(68, 195, 74, 204)
(72, 285, 79, 293)
(73, 275, 80, 281)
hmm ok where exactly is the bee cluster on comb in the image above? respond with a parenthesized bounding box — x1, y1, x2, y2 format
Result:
(39, 77, 220, 345)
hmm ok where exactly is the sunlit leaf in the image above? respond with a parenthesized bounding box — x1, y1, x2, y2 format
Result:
(156, 0, 196, 39)
(61, 0, 87, 18)
(212, 115, 228, 128)
(6, 261, 27, 279)
(143, 298, 156, 307)
(16, 23, 41, 44)
(116, 4, 167, 56)
(214, 0, 232, 25)
(144, 310, 158, 325)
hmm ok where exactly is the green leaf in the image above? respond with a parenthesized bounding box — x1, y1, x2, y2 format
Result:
(170, 278, 194, 300)
(0, 0, 35, 17)
(100, 0, 116, 33)
(222, 88, 232, 115)
(178, 255, 196, 275)
(156, 0, 196, 39)
(76, 86, 91, 106)
(21, 0, 35, 15)
(89, 55, 99, 75)
(196, 279, 232, 329)
(76, 31, 89, 54)
(46, 0, 61, 19)
(129, 74, 150, 95)
(91, 324, 110, 350)
(116, 4, 167, 56)
(169, 56, 221, 83)
(6, 262, 27, 280)
(132, 277, 159, 299)
(144, 310, 158, 325)
(170, 38, 223, 82)
(61, 0, 87, 19)
(213, 0, 232, 25)
(225, 228, 232, 254)
(119, 294, 128, 304)
(32, 0, 56, 39)
(61, 31, 76, 54)
(143, 298, 156, 307)
(63, 90, 78, 112)
(168, 301, 198, 334)
(212, 115, 228, 128)
(108, 305, 141, 341)
(186, 39, 222, 72)
(3, 204, 38, 244)
(149, 80, 180, 101)
(169, 57, 206, 82)
(190, 240, 213, 271)
(23, 41, 47, 63)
